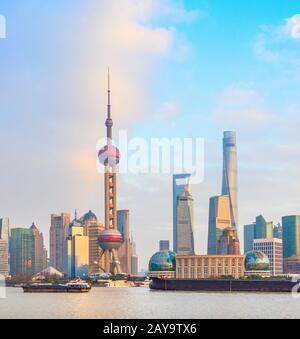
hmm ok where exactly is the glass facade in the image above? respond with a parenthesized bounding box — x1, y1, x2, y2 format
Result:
(173, 174, 191, 253)
(282, 215, 300, 258)
(244, 223, 255, 253)
(117, 210, 130, 241)
(176, 189, 195, 255)
(149, 251, 176, 272)
(10, 228, 35, 276)
(255, 215, 273, 239)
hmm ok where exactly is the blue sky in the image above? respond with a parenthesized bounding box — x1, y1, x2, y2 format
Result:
(1, 0, 300, 268)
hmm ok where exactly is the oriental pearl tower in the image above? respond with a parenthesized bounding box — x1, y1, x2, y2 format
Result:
(98, 71, 123, 275)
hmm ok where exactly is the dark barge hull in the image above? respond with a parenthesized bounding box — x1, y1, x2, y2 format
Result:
(150, 278, 299, 293)
(23, 286, 91, 293)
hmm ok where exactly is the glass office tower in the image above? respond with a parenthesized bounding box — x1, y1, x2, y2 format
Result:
(282, 216, 300, 259)
(173, 174, 192, 253)
(244, 223, 256, 253)
(176, 188, 195, 256)
(10, 228, 35, 276)
(255, 215, 273, 239)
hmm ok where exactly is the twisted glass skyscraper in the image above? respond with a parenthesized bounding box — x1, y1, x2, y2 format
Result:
(222, 131, 238, 228)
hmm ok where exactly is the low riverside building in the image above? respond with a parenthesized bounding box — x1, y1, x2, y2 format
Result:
(253, 238, 283, 276)
(176, 255, 245, 280)
(283, 256, 300, 274)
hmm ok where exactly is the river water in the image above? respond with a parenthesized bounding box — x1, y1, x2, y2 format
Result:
(0, 287, 300, 319)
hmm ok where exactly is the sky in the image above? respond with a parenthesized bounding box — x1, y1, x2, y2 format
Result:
(0, 0, 300, 269)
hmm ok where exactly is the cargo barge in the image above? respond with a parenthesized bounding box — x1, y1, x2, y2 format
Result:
(150, 278, 299, 293)
(23, 281, 91, 293)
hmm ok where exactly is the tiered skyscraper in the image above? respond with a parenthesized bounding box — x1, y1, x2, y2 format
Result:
(222, 131, 238, 228)
(207, 195, 231, 254)
(97, 72, 123, 274)
(207, 131, 240, 255)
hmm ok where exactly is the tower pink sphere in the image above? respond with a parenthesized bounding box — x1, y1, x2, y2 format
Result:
(98, 145, 120, 166)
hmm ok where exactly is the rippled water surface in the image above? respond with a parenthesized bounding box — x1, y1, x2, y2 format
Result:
(1, 287, 300, 319)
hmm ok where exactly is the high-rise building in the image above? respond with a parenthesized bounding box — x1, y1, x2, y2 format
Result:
(80, 211, 104, 275)
(175, 187, 195, 255)
(42, 247, 47, 271)
(244, 223, 256, 253)
(0, 218, 9, 242)
(0, 218, 9, 277)
(273, 223, 283, 239)
(173, 174, 192, 252)
(254, 238, 283, 276)
(255, 215, 273, 239)
(64, 221, 89, 278)
(30, 223, 46, 274)
(159, 240, 170, 251)
(282, 215, 300, 259)
(117, 210, 132, 274)
(207, 195, 231, 254)
(243, 215, 273, 254)
(117, 210, 130, 241)
(0, 240, 9, 278)
(10, 228, 35, 276)
(217, 227, 241, 255)
(222, 131, 238, 228)
(97, 72, 123, 274)
(50, 213, 71, 273)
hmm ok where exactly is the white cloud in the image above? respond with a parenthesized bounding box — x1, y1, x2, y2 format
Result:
(214, 85, 274, 125)
(155, 101, 179, 120)
(282, 14, 300, 40)
(254, 14, 300, 64)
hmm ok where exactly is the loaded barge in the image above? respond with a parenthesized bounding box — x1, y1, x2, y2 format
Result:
(150, 278, 299, 293)
(23, 281, 91, 293)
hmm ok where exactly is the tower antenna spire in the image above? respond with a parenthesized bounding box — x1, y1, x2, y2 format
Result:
(105, 68, 113, 140)
(107, 68, 111, 119)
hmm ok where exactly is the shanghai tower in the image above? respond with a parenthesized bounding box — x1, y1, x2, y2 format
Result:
(222, 131, 238, 228)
